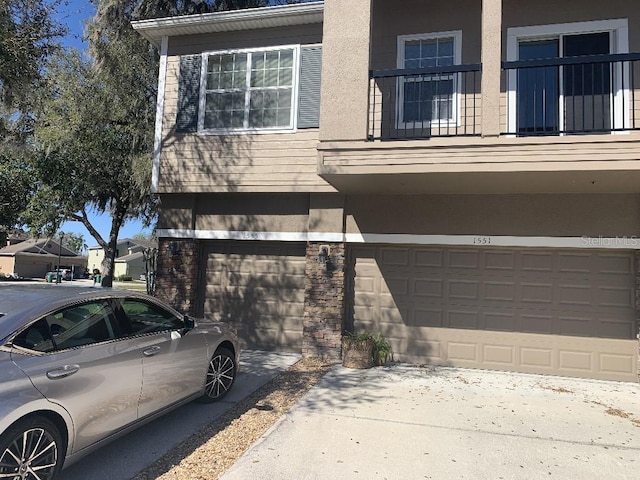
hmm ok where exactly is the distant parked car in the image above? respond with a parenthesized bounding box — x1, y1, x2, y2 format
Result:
(0, 286, 239, 479)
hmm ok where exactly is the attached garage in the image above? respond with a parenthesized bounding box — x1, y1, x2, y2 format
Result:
(202, 241, 306, 351)
(351, 245, 638, 381)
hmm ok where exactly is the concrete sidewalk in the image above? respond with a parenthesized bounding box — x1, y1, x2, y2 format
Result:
(222, 365, 640, 480)
(59, 350, 300, 480)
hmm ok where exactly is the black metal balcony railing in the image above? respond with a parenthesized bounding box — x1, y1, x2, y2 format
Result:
(502, 52, 640, 136)
(368, 64, 482, 140)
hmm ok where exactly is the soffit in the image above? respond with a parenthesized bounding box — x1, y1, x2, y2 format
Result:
(132, 2, 324, 47)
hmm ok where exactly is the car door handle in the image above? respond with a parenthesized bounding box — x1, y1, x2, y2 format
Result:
(143, 346, 161, 357)
(46, 364, 80, 380)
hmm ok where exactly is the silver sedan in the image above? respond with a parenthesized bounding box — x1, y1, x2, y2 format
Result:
(0, 286, 239, 480)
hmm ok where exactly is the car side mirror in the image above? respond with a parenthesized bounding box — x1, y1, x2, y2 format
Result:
(183, 315, 195, 333)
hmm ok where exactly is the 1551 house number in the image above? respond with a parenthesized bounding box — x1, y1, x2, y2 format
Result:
(473, 236, 491, 245)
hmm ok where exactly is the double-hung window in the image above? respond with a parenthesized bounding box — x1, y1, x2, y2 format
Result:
(200, 46, 298, 132)
(397, 31, 462, 128)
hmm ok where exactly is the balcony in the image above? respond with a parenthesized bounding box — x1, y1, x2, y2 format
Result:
(502, 52, 640, 136)
(319, 53, 640, 195)
(368, 64, 482, 140)
(367, 53, 640, 141)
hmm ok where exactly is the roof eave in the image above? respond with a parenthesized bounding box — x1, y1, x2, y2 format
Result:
(131, 1, 324, 47)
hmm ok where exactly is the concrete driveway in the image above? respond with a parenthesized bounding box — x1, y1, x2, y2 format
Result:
(222, 365, 640, 480)
(59, 351, 300, 480)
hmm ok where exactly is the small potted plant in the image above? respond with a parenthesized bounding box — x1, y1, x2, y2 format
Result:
(342, 332, 374, 369)
(342, 332, 393, 368)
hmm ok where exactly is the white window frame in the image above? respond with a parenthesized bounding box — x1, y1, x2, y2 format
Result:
(506, 19, 629, 135)
(198, 44, 301, 135)
(396, 30, 463, 130)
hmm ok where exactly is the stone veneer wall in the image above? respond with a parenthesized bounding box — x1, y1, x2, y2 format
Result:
(155, 238, 200, 316)
(302, 242, 346, 362)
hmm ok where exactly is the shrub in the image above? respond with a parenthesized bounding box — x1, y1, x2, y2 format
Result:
(342, 331, 393, 366)
(117, 275, 133, 282)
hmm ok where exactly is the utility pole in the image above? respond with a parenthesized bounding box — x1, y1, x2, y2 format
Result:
(56, 233, 63, 284)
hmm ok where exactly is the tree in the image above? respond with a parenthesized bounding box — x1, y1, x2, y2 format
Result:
(0, 0, 64, 238)
(28, 47, 156, 286)
(0, 0, 65, 136)
(0, 147, 32, 240)
(25, 0, 307, 286)
(58, 231, 88, 255)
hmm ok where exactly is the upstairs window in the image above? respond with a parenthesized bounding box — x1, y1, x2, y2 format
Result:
(175, 45, 321, 134)
(200, 46, 298, 132)
(397, 31, 462, 128)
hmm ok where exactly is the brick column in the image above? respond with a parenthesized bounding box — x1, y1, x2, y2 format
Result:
(302, 242, 346, 362)
(155, 238, 200, 316)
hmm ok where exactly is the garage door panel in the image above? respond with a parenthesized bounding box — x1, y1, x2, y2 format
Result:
(414, 278, 443, 297)
(594, 253, 634, 274)
(521, 252, 554, 272)
(484, 251, 516, 270)
(380, 248, 410, 266)
(203, 241, 305, 352)
(447, 310, 479, 329)
(599, 318, 636, 339)
(600, 353, 635, 375)
(597, 286, 634, 308)
(483, 344, 515, 365)
(447, 250, 480, 269)
(484, 312, 516, 331)
(353, 245, 638, 381)
(414, 249, 444, 267)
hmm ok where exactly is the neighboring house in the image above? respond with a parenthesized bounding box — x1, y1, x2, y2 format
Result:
(88, 238, 156, 279)
(0, 239, 86, 278)
(133, 0, 640, 382)
(4, 230, 29, 247)
(114, 252, 147, 279)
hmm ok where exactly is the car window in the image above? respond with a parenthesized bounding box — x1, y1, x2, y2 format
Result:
(13, 319, 55, 353)
(46, 301, 118, 350)
(121, 299, 183, 335)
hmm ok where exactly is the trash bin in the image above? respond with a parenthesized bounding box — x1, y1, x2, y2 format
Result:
(46, 272, 54, 283)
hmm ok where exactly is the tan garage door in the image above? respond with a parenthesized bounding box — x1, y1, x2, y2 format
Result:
(352, 245, 638, 381)
(203, 241, 306, 351)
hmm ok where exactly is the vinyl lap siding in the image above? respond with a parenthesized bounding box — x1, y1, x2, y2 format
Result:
(159, 56, 332, 193)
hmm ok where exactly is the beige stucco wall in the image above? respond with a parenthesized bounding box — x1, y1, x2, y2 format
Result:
(308, 194, 345, 233)
(346, 193, 640, 237)
(319, 0, 372, 142)
(159, 25, 332, 194)
(370, 0, 481, 70)
(502, 0, 640, 50)
(161, 192, 640, 240)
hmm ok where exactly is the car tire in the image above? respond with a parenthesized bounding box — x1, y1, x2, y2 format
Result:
(0, 416, 64, 480)
(198, 347, 236, 403)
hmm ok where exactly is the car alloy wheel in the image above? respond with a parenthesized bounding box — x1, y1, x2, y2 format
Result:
(0, 418, 62, 480)
(200, 347, 236, 402)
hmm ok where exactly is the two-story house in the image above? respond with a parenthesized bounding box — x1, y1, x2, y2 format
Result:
(133, 0, 640, 382)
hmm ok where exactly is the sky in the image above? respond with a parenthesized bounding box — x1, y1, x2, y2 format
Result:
(53, 0, 153, 246)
